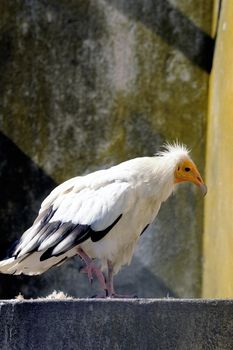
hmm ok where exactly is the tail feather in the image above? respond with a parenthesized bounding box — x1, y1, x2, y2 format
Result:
(0, 247, 77, 275)
(0, 257, 17, 274)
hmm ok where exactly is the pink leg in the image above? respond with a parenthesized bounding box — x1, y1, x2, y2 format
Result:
(106, 260, 137, 298)
(77, 248, 107, 293)
(106, 260, 115, 297)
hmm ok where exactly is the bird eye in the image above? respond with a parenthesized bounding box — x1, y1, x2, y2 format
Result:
(177, 166, 180, 171)
(184, 167, 191, 172)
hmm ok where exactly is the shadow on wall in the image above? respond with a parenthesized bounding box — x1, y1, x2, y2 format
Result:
(115, 258, 177, 298)
(105, 0, 215, 73)
(0, 131, 56, 298)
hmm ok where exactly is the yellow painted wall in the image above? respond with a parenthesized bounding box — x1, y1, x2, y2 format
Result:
(203, 0, 233, 297)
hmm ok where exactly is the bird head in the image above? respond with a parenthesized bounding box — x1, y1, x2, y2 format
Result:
(174, 158, 207, 196)
(158, 142, 207, 196)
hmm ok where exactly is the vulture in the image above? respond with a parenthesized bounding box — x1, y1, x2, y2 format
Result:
(0, 143, 207, 297)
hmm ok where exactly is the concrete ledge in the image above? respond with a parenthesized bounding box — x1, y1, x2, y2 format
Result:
(0, 299, 233, 350)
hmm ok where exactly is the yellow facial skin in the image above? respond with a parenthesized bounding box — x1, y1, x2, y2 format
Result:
(174, 159, 207, 196)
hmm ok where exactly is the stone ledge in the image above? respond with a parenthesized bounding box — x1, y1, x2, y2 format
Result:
(0, 299, 233, 350)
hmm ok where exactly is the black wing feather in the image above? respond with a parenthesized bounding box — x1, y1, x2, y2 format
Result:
(40, 214, 123, 260)
(7, 200, 123, 262)
(90, 214, 122, 242)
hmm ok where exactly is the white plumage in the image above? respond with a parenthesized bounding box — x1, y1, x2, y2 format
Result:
(0, 143, 206, 297)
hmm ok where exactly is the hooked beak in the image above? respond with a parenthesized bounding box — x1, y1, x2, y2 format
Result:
(199, 183, 207, 196)
(192, 169, 207, 196)
(191, 170, 207, 197)
(193, 168, 207, 196)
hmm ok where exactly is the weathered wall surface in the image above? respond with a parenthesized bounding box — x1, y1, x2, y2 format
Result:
(203, 0, 233, 298)
(0, 1, 212, 298)
(1, 299, 233, 350)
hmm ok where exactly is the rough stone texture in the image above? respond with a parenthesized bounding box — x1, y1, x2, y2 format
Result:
(0, 299, 233, 350)
(0, 1, 213, 298)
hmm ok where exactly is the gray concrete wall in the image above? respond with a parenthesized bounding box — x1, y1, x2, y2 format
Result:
(0, 1, 213, 298)
(0, 299, 233, 350)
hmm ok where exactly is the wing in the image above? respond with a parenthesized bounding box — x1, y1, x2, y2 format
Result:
(9, 178, 134, 266)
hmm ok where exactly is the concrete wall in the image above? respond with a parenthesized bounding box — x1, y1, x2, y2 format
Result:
(203, 0, 233, 298)
(0, 1, 213, 298)
(1, 299, 233, 350)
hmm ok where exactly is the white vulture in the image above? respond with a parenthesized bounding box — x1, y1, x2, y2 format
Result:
(0, 143, 207, 297)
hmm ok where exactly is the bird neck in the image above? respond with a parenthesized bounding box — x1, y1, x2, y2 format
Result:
(150, 157, 176, 202)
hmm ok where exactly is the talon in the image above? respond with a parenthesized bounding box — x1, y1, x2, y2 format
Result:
(109, 292, 138, 299)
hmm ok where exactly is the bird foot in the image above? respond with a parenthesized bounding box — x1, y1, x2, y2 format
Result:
(77, 247, 106, 290)
(108, 293, 138, 299)
(91, 291, 138, 299)
(79, 261, 106, 289)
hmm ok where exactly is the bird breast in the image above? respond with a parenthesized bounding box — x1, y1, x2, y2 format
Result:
(80, 196, 161, 274)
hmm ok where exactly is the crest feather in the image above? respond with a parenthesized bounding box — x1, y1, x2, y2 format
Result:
(156, 142, 190, 157)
